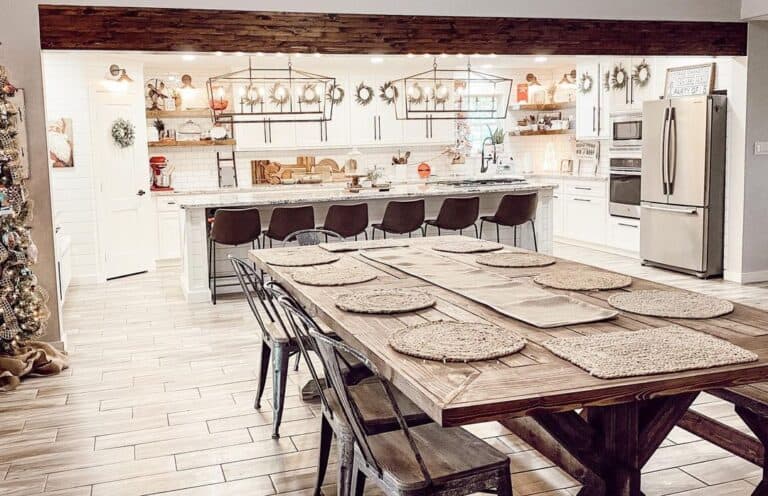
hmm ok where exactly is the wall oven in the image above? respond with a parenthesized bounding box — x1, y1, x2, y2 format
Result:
(610, 111, 643, 150)
(609, 157, 641, 219)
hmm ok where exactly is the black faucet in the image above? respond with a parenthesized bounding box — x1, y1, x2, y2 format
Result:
(481, 136, 497, 173)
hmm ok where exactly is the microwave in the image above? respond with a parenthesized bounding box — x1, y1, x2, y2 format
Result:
(610, 111, 643, 150)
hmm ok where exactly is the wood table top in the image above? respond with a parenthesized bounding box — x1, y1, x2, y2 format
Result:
(249, 236, 768, 427)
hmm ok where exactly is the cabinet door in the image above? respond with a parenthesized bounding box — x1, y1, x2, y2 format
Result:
(607, 57, 633, 113)
(376, 96, 402, 144)
(596, 60, 612, 138)
(403, 117, 430, 144)
(265, 121, 295, 149)
(429, 116, 453, 144)
(157, 211, 181, 260)
(576, 61, 599, 139)
(234, 122, 267, 150)
(629, 57, 657, 109)
(564, 196, 607, 245)
(552, 191, 564, 236)
(608, 217, 640, 253)
(349, 90, 378, 145)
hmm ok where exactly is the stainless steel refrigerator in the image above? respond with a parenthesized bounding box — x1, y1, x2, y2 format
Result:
(640, 95, 727, 278)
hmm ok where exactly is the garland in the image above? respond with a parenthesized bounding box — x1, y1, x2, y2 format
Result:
(110, 118, 135, 148)
(378, 81, 398, 105)
(354, 82, 373, 106)
(579, 72, 594, 94)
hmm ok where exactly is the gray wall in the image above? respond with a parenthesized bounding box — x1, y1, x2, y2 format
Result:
(741, 21, 768, 275)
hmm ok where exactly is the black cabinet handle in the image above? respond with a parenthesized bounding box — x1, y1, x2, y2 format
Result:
(618, 222, 638, 228)
(573, 198, 591, 202)
(378, 116, 382, 140)
(592, 107, 596, 133)
(574, 186, 592, 191)
(373, 116, 377, 140)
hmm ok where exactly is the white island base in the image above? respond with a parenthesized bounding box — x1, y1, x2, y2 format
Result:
(177, 182, 556, 303)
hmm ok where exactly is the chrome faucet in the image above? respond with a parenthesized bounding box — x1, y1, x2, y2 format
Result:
(481, 136, 497, 173)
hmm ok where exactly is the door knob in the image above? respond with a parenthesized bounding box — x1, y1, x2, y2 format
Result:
(137, 189, 146, 196)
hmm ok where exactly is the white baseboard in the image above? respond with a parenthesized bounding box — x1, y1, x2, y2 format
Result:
(554, 237, 640, 259)
(723, 269, 768, 284)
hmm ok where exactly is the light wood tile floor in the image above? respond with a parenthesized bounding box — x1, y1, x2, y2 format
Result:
(0, 242, 766, 495)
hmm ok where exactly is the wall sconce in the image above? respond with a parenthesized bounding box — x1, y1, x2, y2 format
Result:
(108, 64, 133, 83)
(180, 74, 194, 89)
(558, 69, 577, 88)
(526, 73, 541, 86)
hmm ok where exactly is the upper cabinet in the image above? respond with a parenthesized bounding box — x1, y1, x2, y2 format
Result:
(349, 77, 404, 145)
(295, 76, 351, 148)
(576, 60, 610, 140)
(607, 57, 658, 112)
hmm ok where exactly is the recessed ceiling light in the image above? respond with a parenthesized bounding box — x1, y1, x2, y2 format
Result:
(214, 51, 223, 57)
(407, 53, 415, 58)
(256, 52, 264, 57)
(489, 53, 497, 58)
(235, 51, 244, 57)
(295, 53, 303, 58)
(182, 54, 196, 61)
(423, 53, 431, 58)
(534, 56, 548, 63)
(370, 56, 384, 64)
(276, 52, 284, 57)
(313, 52, 322, 58)
(440, 53, 448, 58)
(456, 53, 464, 58)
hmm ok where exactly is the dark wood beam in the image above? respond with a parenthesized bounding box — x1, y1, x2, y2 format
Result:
(38, 5, 747, 56)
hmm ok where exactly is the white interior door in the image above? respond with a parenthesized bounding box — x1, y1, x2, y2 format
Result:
(91, 91, 151, 279)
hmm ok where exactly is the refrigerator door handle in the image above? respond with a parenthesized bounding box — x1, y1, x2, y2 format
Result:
(668, 107, 678, 195)
(643, 204, 697, 215)
(661, 107, 670, 195)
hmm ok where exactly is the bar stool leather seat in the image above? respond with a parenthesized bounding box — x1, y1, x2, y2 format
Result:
(264, 206, 315, 247)
(480, 193, 539, 250)
(371, 199, 425, 239)
(425, 196, 480, 237)
(208, 207, 262, 304)
(322, 203, 369, 239)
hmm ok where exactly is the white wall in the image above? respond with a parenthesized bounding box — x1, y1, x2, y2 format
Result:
(37, 0, 744, 21)
(742, 0, 768, 19)
(43, 53, 148, 284)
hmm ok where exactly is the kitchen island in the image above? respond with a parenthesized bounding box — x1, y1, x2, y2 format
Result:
(174, 180, 557, 302)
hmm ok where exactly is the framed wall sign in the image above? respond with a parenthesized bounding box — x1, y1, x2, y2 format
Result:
(664, 63, 715, 98)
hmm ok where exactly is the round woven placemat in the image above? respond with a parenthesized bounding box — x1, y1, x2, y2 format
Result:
(476, 251, 556, 268)
(534, 269, 632, 291)
(292, 264, 377, 286)
(608, 290, 734, 319)
(432, 240, 504, 254)
(261, 248, 340, 267)
(389, 320, 526, 362)
(335, 288, 436, 314)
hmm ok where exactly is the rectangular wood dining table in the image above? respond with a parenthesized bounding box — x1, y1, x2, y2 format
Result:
(248, 236, 768, 496)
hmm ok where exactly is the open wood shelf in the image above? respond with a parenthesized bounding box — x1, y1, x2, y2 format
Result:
(508, 102, 576, 111)
(148, 139, 236, 148)
(510, 129, 575, 137)
(146, 109, 212, 119)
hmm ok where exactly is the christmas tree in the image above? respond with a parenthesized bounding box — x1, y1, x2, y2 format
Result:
(0, 66, 51, 354)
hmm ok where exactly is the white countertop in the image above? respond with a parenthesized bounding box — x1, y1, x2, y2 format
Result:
(524, 172, 609, 182)
(173, 181, 557, 209)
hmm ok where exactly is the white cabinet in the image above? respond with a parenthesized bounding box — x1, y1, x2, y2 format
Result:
(349, 77, 402, 145)
(295, 77, 351, 148)
(156, 198, 181, 261)
(607, 57, 657, 112)
(235, 121, 296, 150)
(404, 115, 454, 144)
(551, 181, 565, 237)
(607, 216, 640, 254)
(576, 60, 610, 139)
(558, 178, 608, 246)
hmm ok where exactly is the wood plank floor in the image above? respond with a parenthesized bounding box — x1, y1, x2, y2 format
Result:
(1, 242, 766, 495)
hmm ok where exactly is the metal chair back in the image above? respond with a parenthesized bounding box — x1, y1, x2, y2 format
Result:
(309, 330, 434, 485)
(229, 256, 288, 338)
(282, 228, 342, 247)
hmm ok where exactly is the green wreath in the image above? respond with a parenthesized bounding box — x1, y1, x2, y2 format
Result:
(111, 118, 135, 148)
(354, 82, 374, 106)
(633, 59, 651, 87)
(378, 81, 399, 105)
(579, 72, 594, 94)
(610, 64, 628, 90)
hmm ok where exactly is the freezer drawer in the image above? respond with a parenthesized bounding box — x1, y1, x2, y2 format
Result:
(640, 203, 707, 272)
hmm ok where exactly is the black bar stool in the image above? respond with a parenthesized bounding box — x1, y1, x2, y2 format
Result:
(479, 193, 539, 250)
(264, 205, 315, 247)
(322, 203, 369, 240)
(208, 207, 262, 304)
(424, 196, 480, 237)
(371, 199, 425, 239)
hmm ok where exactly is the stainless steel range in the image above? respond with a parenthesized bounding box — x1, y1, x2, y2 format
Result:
(609, 157, 642, 219)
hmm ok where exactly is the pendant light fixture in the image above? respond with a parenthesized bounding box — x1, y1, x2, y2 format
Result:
(206, 56, 336, 125)
(392, 57, 513, 120)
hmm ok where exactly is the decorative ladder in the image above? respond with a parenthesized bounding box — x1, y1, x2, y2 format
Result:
(216, 151, 239, 188)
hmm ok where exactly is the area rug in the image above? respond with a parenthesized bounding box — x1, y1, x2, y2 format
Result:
(260, 247, 340, 267)
(476, 251, 556, 268)
(534, 269, 632, 291)
(389, 320, 526, 362)
(542, 325, 757, 379)
(335, 288, 436, 314)
(432, 239, 504, 254)
(608, 290, 734, 319)
(0, 341, 69, 391)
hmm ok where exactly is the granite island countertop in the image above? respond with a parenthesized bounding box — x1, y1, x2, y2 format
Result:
(174, 181, 557, 209)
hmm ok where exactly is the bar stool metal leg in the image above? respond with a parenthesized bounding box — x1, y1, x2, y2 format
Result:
(479, 219, 485, 239)
(513, 225, 518, 247)
(530, 219, 538, 252)
(211, 240, 218, 304)
(473, 224, 479, 238)
(496, 223, 500, 243)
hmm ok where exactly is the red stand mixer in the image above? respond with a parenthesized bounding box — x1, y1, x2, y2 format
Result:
(149, 156, 175, 191)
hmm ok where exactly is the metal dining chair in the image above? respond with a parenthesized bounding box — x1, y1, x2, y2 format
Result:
(282, 228, 343, 246)
(310, 329, 514, 496)
(424, 196, 480, 237)
(273, 292, 432, 496)
(479, 193, 539, 250)
(229, 256, 299, 439)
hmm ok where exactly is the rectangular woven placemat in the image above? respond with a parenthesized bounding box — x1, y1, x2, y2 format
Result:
(543, 326, 759, 379)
